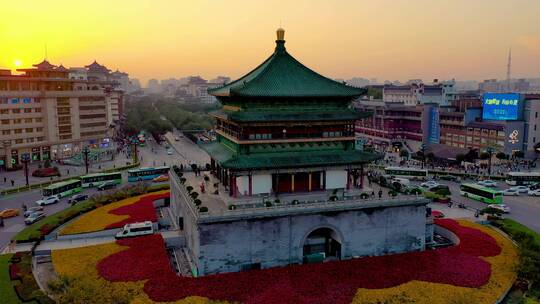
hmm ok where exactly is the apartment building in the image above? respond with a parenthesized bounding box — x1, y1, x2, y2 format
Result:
(0, 60, 124, 169)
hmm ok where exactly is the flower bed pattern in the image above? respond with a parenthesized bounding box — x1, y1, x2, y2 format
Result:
(90, 219, 512, 304)
(60, 190, 169, 235)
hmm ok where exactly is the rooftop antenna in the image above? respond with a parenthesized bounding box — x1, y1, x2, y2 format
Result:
(506, 47, 512, 92)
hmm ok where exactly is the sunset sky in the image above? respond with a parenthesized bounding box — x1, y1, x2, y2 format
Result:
(1, 0, 539, 84)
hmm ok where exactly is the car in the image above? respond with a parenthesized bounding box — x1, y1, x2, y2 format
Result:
(509, 186, 529, 193)
(477, 180, 497, 187)
(67, 194, 89, 205)
(174, 136, 180, 141)
(528, 183, 540, 191)
(490, 204, 510, 213)
(97, 181, 117, 191)
(35, 195, 60, 206)
(152, 174, 170, 183)
(115, 221, 154, 239)
(421, 181, 439, 188)
(502, 188, 520, 196)
(439, 175, 459, 182)
(429, 184, 450, 193)
(23, 206, 44, 217)
(32, 167, 61, 177)
(431, 210, 445, 218)
(24, 211, 46, 225)
(166, 149, 174, 155)
(528, 189, 540, 196)
(0, 208, 20, 219)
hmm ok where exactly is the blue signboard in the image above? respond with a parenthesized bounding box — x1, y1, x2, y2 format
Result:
(482, 93, 520, 120)
(428, 107, 440, 144)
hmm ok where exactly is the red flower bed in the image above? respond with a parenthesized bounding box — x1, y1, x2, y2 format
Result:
(97, 219, 501, 304)
(105, 192, 169, 229)
(9, 263, 20, 280)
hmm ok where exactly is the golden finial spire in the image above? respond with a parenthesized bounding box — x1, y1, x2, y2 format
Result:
(276, 27, 285, 41)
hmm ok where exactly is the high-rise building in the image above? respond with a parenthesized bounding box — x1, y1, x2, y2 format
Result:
(0, 60, 123, 169)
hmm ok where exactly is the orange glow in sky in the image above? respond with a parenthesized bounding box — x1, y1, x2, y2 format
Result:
(1, 0, 539, 83)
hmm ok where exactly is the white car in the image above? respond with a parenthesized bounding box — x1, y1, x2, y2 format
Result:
(421, 181, 439, 188)
(528, 189, 540, 196)
(478, 180, 497, 187)
(490, 204, 510, 213)
(35, 195, 60, 206)
(166, 149, 174, 155)
(502, 188, 520, 196)
(509, 186, 529, 193)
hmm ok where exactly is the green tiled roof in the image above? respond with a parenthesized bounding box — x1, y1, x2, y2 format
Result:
(211, 109, 372, 123)
(199, 141, 382, 170)
(208, 40, 366, 98)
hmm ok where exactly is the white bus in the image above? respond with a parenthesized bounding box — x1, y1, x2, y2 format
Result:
(80, 172, 122, 188)
(505, 172, 540, 186)
(384, 167, 429, 181)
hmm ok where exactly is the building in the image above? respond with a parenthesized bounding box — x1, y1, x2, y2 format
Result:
(383, 85, 419, 105)
(523, 94, 540, 157)
(170, 28, 432, 276)
(0, 60, 123, 169)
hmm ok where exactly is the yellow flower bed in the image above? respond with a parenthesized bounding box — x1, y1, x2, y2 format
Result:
(353, 220, 518, 304)
(59, 190, 169, 235)
(52, 242, 224, 304)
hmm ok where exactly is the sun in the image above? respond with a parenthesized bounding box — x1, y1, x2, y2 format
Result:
(14, 59, 22, 67)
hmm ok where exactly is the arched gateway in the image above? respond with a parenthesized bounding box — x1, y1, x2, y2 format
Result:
(302, 226, 343, 263)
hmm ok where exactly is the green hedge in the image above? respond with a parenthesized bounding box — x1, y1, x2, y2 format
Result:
(0, 162, 140, 196)
(0, 254, 20, 304)
(492, 219, 540, 301)
(12, 183, 170, 243)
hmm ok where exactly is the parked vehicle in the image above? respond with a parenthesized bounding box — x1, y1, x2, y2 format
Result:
(439, 175, 459, 182)
(32, 167, 60, 177)
(67, 194, 89, 205)
(502, 188, 520, 196)
(152, 174, 169, 183)
(115, 221, 154, 239)
(490, 204, 511, 213)
(0, 208, 20, 219)
(97, 181, 117, 191)
(528, 189, 540, 196)
(23, 206, 44, 217)
(477, 180, 498, 187)
(508, 186, 529, 193)
(24, 212, 46, 225)
(421, 181, 439, 188)
(35, 195, 60, 206)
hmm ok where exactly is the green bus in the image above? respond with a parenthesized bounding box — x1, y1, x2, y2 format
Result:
(43, 179, 83, 198)
(81, 172, 122, 188)
(459, 183, 503, 204)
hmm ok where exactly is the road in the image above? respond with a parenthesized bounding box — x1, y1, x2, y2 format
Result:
(406, 179, 540, 233)
(0, 132, 209, 251)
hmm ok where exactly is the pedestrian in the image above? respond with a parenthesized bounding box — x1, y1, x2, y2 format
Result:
(3, 177, 6, 183)
(378, 189, 383, 199)
(22, 203, 27, 211)
(67, 169, 70, 175)
(10, 180, 14, 187)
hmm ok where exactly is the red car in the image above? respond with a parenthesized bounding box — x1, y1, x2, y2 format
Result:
(32, 167, 61, 177)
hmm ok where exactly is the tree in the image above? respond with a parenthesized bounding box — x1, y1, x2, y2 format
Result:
(479, 152, 490, 160)
(496, 152, 508, 160)
(399, 149, 409, 159)
(513, 150, 525, 159)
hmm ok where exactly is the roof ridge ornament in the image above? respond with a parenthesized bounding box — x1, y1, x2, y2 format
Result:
(275, 28, 286, 53)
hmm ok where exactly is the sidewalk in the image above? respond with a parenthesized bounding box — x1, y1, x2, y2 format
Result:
(0, 152, 134, 191)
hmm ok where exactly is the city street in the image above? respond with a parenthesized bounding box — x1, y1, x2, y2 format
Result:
(0, 132, 209, 251)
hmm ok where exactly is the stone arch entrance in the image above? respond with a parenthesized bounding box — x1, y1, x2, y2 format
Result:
(301, 227, 343, 263)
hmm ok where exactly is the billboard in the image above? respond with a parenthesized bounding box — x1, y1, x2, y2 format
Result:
(482, 93, 520, 120)
(428, 107, 440, 144)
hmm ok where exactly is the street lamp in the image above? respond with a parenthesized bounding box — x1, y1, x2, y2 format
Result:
(82, 146, 90, 174)
(421, 143, 427, 169)
(21, 153, 31, 187)
(486, 147, 495, 177)
(131, 139, 138, 164)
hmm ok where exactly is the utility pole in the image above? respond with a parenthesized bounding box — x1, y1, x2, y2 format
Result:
(82, 146, 90, 174)
(21, 153, 31, 187)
